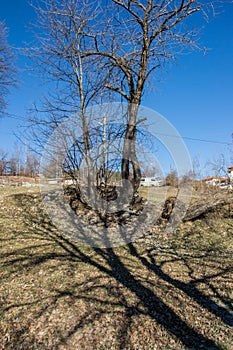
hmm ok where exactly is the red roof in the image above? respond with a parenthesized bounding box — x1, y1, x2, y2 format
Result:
(202, 176, 218, 181)
(202, 176, 228, 182)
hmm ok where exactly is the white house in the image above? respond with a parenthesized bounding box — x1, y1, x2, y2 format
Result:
(140, 177, 165, 187)
(202, 176, 229, 186)
(202, 176, 220, 186)
(228, 166, 233, 183)
(202, 169, 233, 189)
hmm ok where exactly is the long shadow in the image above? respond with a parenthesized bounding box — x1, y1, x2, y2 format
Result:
(1, 192, 231, 349)
(127, 243, 233, 327)
(94, 247, 223, 350)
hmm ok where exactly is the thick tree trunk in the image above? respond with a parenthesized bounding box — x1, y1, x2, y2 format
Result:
(121, 103, 141, 193)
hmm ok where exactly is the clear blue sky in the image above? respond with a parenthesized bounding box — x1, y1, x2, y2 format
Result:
(0, 1, 232, 175)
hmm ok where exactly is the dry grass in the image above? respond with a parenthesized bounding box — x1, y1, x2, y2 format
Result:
(0, 186, 232, 350)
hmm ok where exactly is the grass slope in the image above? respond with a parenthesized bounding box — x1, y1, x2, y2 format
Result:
(0, 186, 232, 350)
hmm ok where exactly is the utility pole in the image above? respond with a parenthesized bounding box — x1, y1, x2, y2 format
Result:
(100, 113, 107, 187)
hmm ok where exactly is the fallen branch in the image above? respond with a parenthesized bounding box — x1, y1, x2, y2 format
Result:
(183, 197, 233, 222)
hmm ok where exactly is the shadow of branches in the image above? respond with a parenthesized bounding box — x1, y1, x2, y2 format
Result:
(0, 192, 232, 349)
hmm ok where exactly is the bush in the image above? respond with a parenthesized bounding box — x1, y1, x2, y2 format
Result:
(165, 171, 178, 187)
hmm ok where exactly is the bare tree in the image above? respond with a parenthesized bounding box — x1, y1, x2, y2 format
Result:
(0, 21, 17, 113)
(206, 153, 229, 178)
(13, 142, 22, 176)
(28, 0, 226, 206)
(0, 148, 8, 176)
(27, 0, 114, 202)
(8, 156, 17, 176)
(81, 0, 221, 191)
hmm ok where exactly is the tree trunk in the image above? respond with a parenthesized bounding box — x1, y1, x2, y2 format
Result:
(121, 103, 141, 193)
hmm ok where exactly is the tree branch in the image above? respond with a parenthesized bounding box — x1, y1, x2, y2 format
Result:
(104, 84, 130, 100)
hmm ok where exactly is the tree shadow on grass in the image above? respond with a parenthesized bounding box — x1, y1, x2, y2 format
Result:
(127, 243, 233, 327)
(0, 192, 232, 349)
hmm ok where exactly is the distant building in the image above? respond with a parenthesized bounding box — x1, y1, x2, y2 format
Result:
(202, 176, 219, 186)
(140, 177, 165, 187)
(202, 175, 230, 189)
(228, 166, 233, 183)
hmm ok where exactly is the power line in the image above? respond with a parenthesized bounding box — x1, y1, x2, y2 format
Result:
(154, 132, 232, 146)
(0, 125, 231, 146)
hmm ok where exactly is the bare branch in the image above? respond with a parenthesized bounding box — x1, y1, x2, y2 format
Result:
(104, 84, 130, 100)
(0, 21, 17, 112)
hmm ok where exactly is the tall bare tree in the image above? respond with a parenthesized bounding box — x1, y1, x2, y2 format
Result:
(0, 21, 17, 113)
(29, 0, 225, 198)
(83, 0, 221, 190)
(28, 0, 113, 199)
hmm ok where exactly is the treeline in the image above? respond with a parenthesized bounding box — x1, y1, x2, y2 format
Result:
(0, 146, 39, 177)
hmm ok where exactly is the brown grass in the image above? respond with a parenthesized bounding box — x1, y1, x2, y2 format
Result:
(0, 186, 232, 349)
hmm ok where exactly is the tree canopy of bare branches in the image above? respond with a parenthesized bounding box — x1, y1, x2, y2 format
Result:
(28, 0, 225, 194)
(0, 21, 17, 113)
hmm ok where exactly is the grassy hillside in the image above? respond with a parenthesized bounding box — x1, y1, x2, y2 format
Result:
(0, 186, 232, 349)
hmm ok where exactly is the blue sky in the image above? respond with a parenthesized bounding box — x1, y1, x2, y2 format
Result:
(0, 0, 232, 175)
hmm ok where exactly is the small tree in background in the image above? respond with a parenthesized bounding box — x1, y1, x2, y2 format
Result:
(165, 170, 178, 187)
(8, 156, 17, 176)
(206, 154, 229, 179)
(0, 149, 8, 176)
